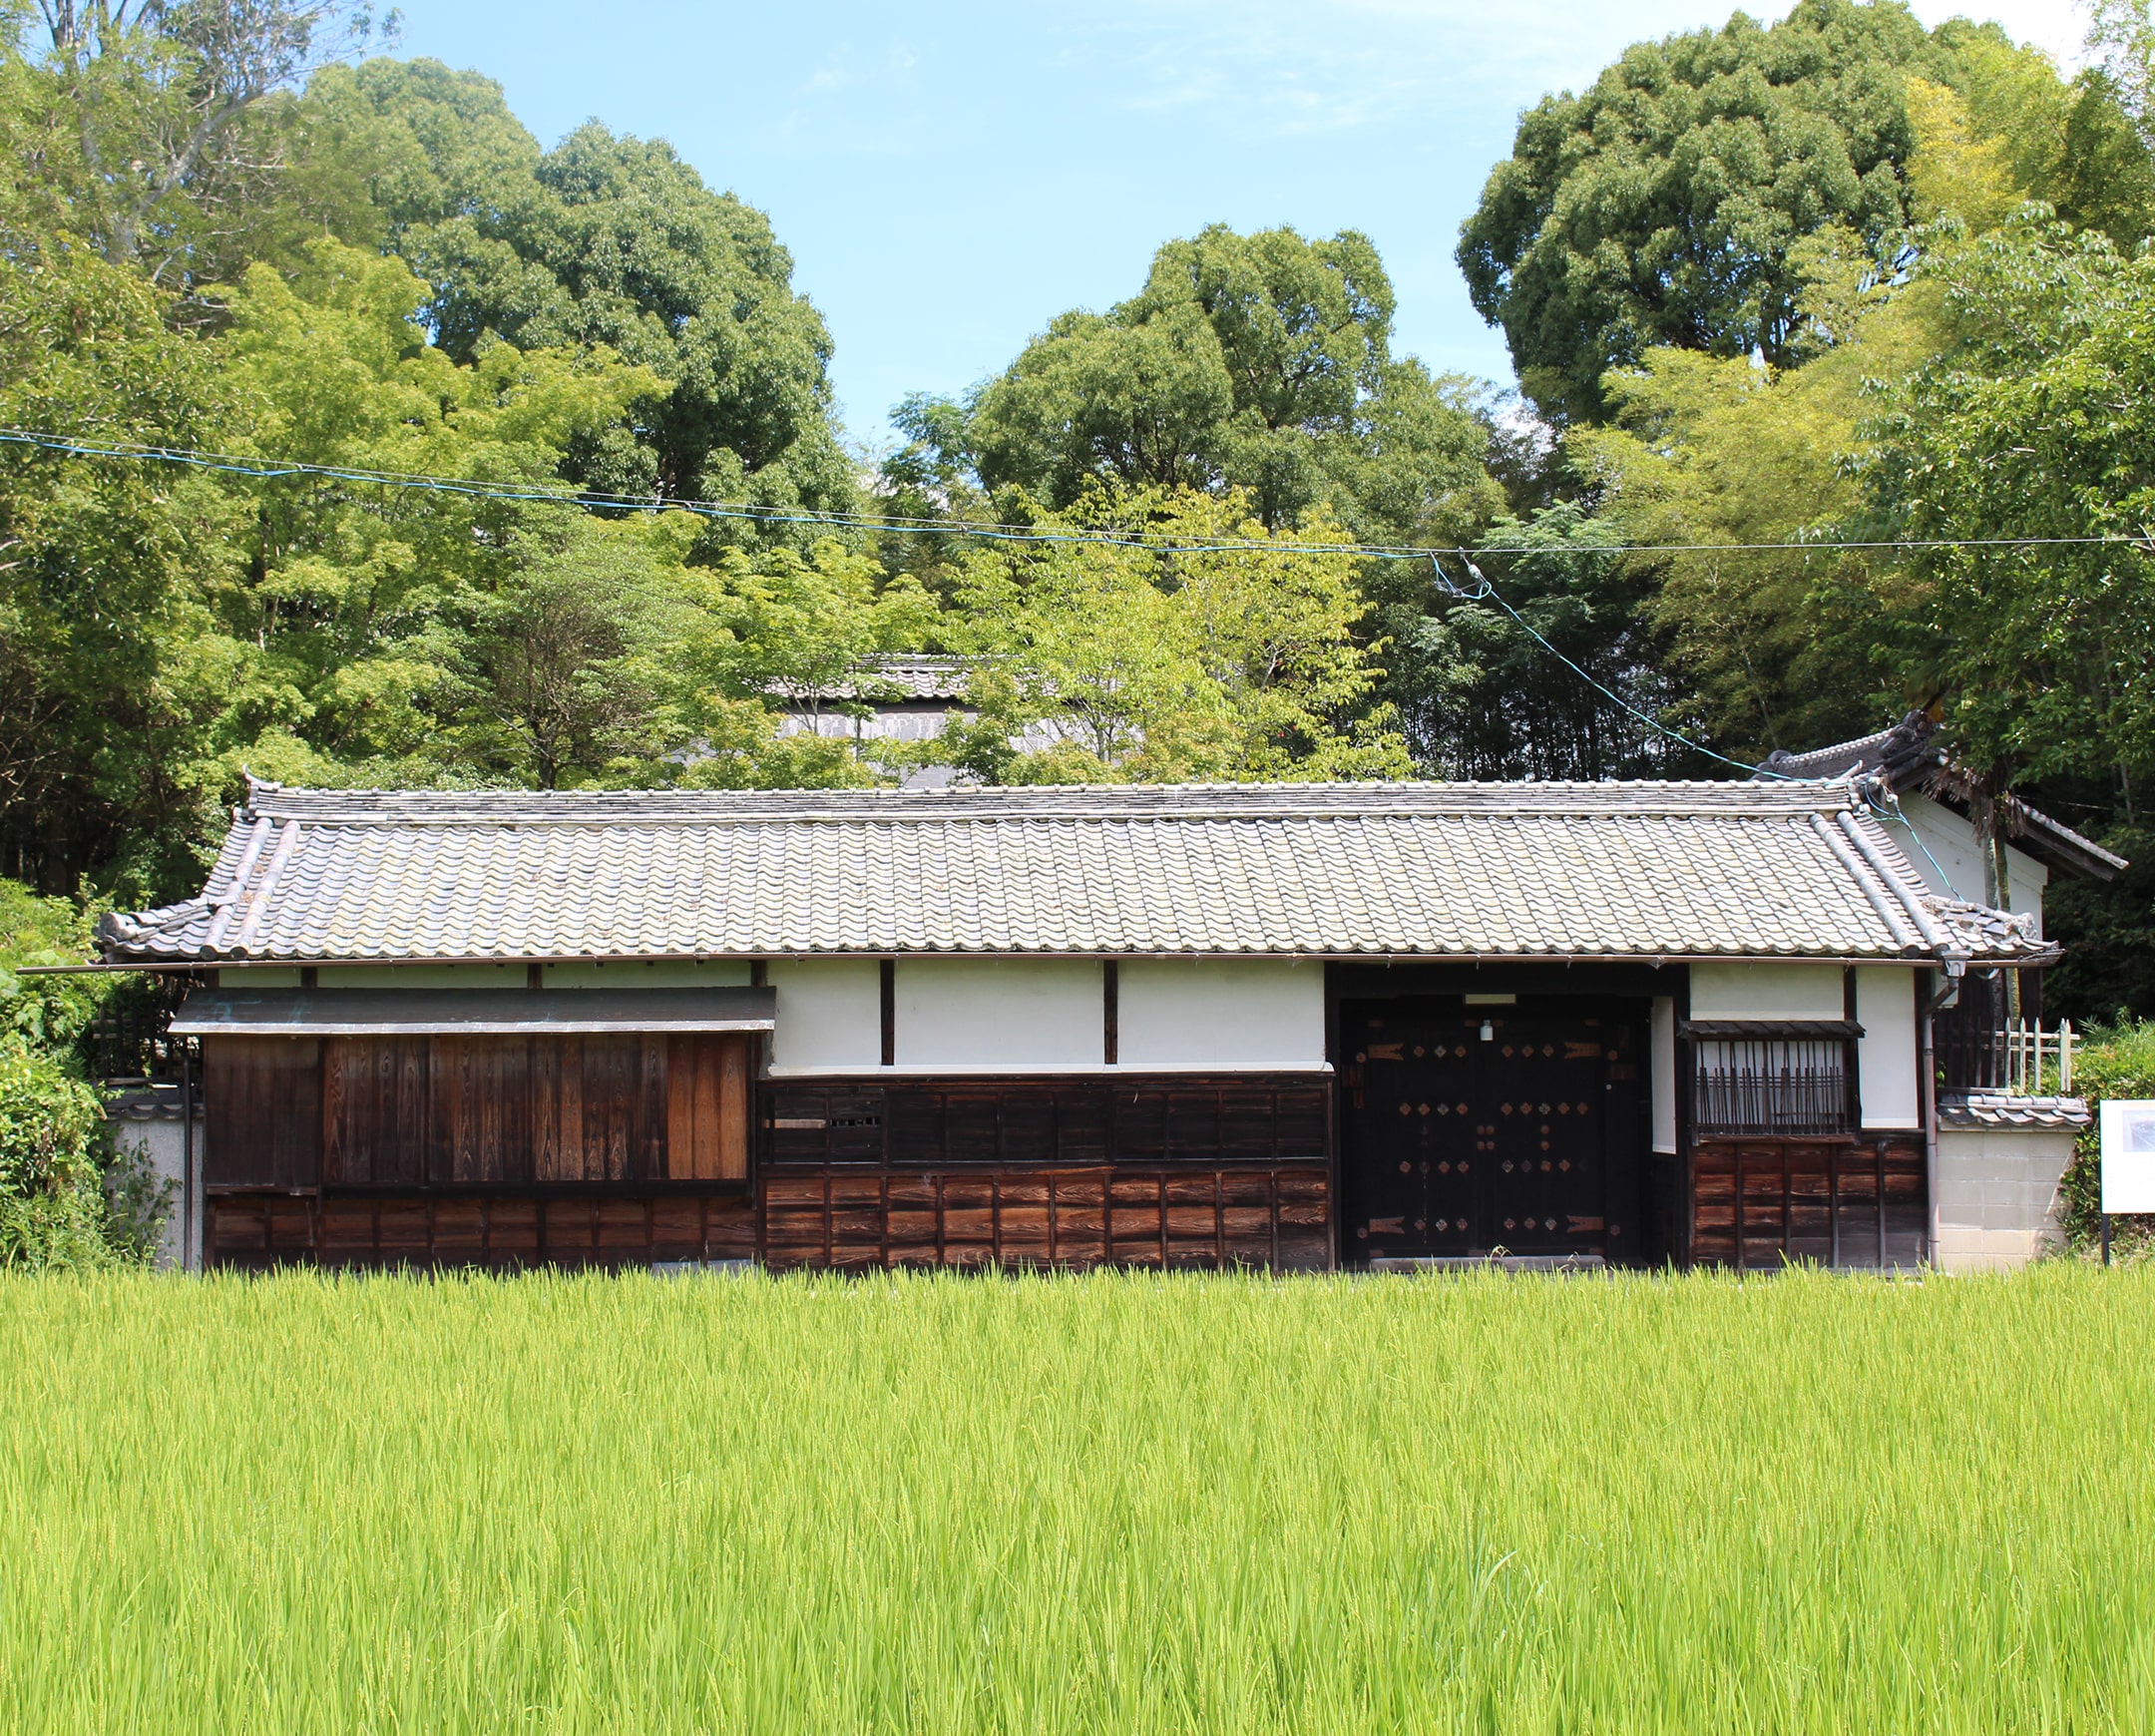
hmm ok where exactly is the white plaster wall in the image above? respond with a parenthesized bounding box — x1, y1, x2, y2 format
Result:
(221, 966, 302, 987)
(1935, 1126, 2077, 1272)
(894, 958, 1101, 1070)
(1651, 996, 1677, 1153)
(316, 963, 527, 989)
(109, 1110, 192, 1269)
(1899, 793, 2048, 932)
(767, 958, 882, 1072)
(1688, 962, 1846, 1020)
(542, 961, 750, 989)
(1115, 959, 1325, 1070)
(1856, 965, 1921, 1129)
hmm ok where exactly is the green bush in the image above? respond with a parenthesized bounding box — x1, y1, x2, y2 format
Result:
(0, 1035, 121, 1268)
(0, 880, 167, 1268)
(0, 878, 113, 1062)
(2058, 1018, 2155, 1257)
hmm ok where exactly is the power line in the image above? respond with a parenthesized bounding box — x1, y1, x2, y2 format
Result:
(0, 423, 2112, 782)
(1, 425, 2146, 559)
(1432, 556, 1775, 776)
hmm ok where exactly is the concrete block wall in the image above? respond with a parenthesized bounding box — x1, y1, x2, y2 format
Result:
(1934, 1126, 2078, 1273)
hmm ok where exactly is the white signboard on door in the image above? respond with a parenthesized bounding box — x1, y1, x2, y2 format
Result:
(2099, 1100, 2155, 1213)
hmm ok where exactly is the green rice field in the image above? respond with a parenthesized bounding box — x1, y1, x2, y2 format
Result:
(2, 1265, 2150, 1733)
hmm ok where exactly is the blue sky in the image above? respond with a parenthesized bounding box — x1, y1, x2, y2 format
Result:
(390, 1, 2084, 452)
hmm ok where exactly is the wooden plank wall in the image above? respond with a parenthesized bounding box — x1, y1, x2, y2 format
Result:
(204, 1037, 324, 1189)
(760, 1076, 1334, 1271)
(1690, 1134, 1926, 1270)
(208, 1032, 753, 1189)
(760, 1168, 1330, 1271)
(203, 1054, 1331, 1272)
(765, 1077, 1331, 1166)
(210, 1193, 759, 1270)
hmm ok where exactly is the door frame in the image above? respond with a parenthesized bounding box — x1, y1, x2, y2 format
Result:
(1326, 962, 1678, 1269)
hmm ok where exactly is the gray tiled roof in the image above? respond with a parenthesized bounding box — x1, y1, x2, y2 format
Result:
(1756, 712, 2127, 881)
(1939, 1093, 2090, 1131)
(771, 656, 971, 705)
(95, 778, 2048, 967)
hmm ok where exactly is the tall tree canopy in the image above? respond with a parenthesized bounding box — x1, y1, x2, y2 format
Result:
(302, 59, 856, 521)
(911, 224, 1498, 550)
(1461, 0, 1961, 423)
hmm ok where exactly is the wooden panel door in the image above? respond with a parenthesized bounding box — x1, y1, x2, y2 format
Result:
(1480, 1019, 1606, 1255)
(204, 1036, 323, 1188)
(1341, 1014, 1480, 1257)
(1343, 1007, 1625, 1261)
(312, 1033, 751, 1189)
(665, 1034, 749, 1178)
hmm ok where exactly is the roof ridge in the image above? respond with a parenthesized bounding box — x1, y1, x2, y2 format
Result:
(236, 778, 1864, 828)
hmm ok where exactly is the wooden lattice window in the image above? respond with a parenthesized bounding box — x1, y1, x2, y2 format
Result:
(1691, 1037, 1853, 1137)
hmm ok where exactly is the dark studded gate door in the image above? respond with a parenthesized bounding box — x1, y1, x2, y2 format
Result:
(1340, 1004, 1640, 1262)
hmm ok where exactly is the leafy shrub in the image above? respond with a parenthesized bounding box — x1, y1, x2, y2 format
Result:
(101, 1140, 176, 1265)
(0, 878, 113, 1061)
(0, 880, 167, 1268)
(2058, 1019, 2155, 1257)
(0, 1035, 122, 1269)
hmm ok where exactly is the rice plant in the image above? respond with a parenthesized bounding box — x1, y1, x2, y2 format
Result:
(0, 1265, 2149, 1733)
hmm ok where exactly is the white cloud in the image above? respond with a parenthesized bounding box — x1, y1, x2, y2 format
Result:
(1057, 0, 2091, 142)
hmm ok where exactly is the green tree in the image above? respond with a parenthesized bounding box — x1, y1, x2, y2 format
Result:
(305, 60, 857, 527)
(454, 518, 686, 790)
(1858, 216, 2155, 793)
(945, 489, 1410, 784)
(25, 0, 393, 293)
(0, 238, 240, 896)
(1459, 0, 1958, 423)
(1905, 34, 2155, 245)
(1563, 227, 1948, 758)
(951, 224, 1496, 548)
(1384, 503, 1683, 780)
(209, 237, 656, 782)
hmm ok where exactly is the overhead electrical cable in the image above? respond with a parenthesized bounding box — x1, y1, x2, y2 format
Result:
(1430, 556, 1778, 777)
(2, 424, 2105, 783)
(1, 426, 2146, 558)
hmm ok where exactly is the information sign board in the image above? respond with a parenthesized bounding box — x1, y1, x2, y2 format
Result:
(2098, 1100, 2155, 1213)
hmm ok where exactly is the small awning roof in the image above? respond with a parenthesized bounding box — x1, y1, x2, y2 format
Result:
(169, 987, 776, 1038)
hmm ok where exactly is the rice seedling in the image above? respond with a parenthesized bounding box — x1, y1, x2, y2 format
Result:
(0, 1264, 2148, 1733)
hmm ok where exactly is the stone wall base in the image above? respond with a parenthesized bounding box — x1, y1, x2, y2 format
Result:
(1934, 1125, 2078, 1273)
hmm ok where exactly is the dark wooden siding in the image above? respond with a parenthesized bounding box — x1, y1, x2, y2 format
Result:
(764, 1077, 1330, 1167)
(210, 1193, 759, 1270)
(759, 1167, 1329, 1271)
(1689, 1134, 1925, 1270)
(216, 1032, 757, 1190)
(203, 1054, 1331, 1272)
(204, 1037, 323, 1189)
(759, 1076, 1333, 1272)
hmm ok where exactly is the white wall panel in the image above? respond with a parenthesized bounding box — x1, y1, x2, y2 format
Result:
(1688, 962, 1845, 1021)
(894, 959, 1101, 1069)
(543, 960, 750, 989)
(1899, 793, 2047, 931)
(1116, 959, 1326, 1070)
(316, 963, 526, 989)
(1651, 996, 1677, 1153)
(768, 958, 882, 1072)
(1856, 965, 1921, 1129)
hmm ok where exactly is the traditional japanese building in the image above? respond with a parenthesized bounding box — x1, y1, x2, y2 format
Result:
(94, 775, 2084, 1274)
